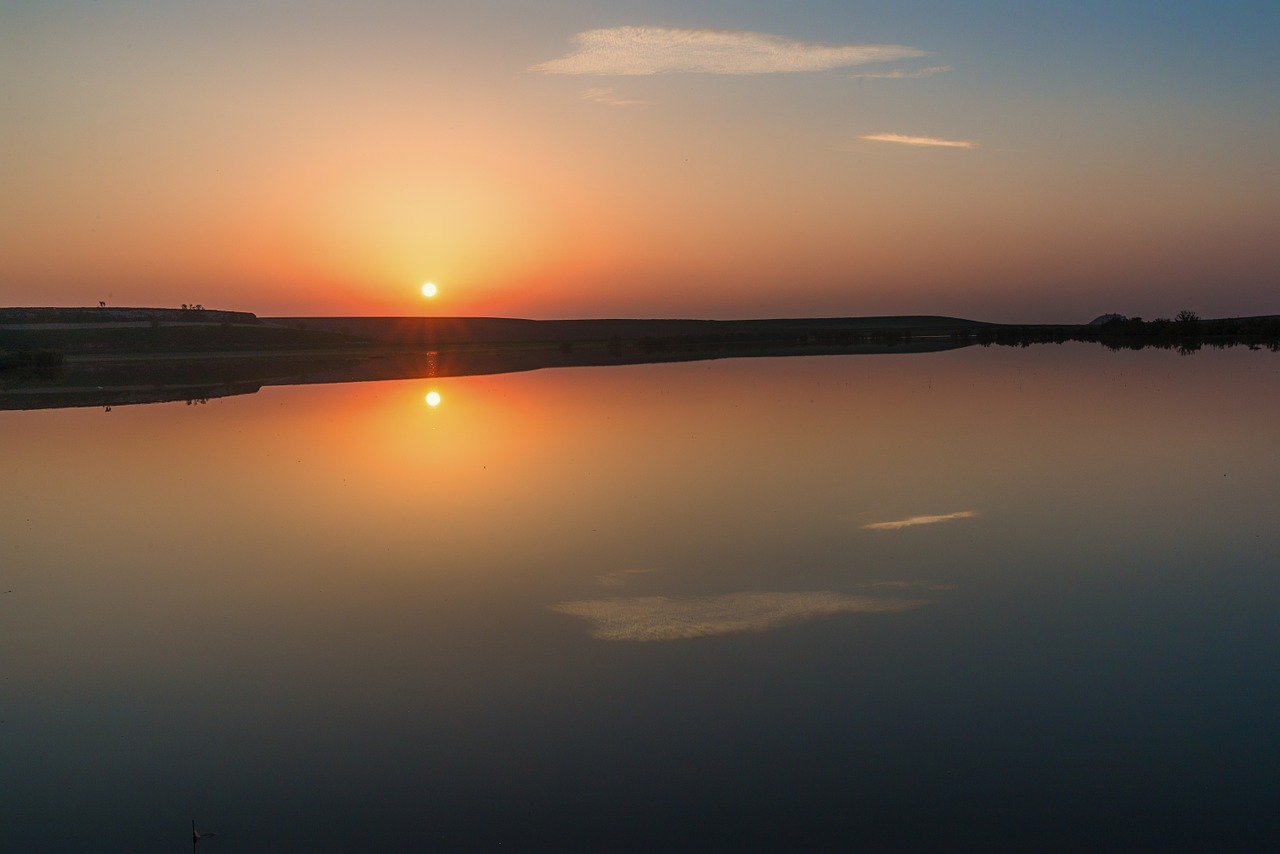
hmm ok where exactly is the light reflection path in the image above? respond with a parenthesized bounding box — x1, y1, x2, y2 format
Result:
(551, 591, 930, 641)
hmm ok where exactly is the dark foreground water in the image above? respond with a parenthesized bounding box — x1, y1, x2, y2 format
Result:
(2, 344, 1278, 852)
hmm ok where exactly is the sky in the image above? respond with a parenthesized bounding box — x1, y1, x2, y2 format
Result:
(3, 0, 1278, 321)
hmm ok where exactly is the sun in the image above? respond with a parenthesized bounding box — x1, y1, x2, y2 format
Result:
(425, 391, 441, 407)
(421, 281, 438, 298)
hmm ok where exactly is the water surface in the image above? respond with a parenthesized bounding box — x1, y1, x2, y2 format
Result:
(2, 344, 1278, 851)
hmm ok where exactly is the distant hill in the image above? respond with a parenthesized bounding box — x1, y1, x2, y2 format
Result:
(6, 306, 1277, 366)
(0, 306, 351, 354)
(0, 306, 258, 325)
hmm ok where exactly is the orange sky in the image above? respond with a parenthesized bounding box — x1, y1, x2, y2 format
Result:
(3, 3, 1278, 321)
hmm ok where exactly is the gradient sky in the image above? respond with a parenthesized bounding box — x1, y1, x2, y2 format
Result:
(3, 1, 1278, 321)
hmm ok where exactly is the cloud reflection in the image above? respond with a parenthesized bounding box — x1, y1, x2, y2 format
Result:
(863, 511, 977, 530)
(596, 568, 653, 587)
(856, 580, 957, 591)
(551, 591, 928, 641)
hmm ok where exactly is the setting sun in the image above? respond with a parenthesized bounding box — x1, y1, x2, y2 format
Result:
(421, 282, 438, 298)
(425, 390, 441, 407)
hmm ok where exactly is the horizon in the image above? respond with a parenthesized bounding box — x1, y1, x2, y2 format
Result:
(4, 2, 1278, 322)
(5, 304, 1253, 325)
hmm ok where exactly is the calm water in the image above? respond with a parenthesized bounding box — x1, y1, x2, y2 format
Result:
(3, 344, 1279, 852)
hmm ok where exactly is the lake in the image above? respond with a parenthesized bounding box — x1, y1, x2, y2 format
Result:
(2, 343, 1278, 852)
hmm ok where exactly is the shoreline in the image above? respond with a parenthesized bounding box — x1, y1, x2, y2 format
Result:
(4, 307, 1278, 411)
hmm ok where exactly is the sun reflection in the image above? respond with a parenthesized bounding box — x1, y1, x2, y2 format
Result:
(425, 390, 442, 407)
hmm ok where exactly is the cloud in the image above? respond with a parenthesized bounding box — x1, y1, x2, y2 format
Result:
(858, 133, 977, 149)
(532, 26, 925, 76)
(582, 87, 650, 106)
(849, 65, 952, 80)
(551, 591, 929, 641)
(863, 511, 978, 530)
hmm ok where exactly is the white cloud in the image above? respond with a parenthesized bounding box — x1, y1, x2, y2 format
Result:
(863, 511, 978, 530)
(850, 65, 952, 80)
(551, 591, 928, 641)
(859, 133, 977, 149)
(582, 87, 650, 106)
(532, 26, 925, 76)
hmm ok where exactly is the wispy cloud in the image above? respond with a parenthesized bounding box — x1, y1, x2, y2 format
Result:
(532, 26, 925, 76)
(551, 591, 928, 641)
(863, 511, 978, 530)
(859, 132, 977, 149)
(582, 87, 650, 106)
(850, 64, 952, 80)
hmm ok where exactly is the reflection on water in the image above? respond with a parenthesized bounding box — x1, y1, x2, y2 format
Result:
(864, 510, 979, 529)
(552, 591, 932, 641)
(595, 567, 654, 586)
(2, 344, 1279, 852)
